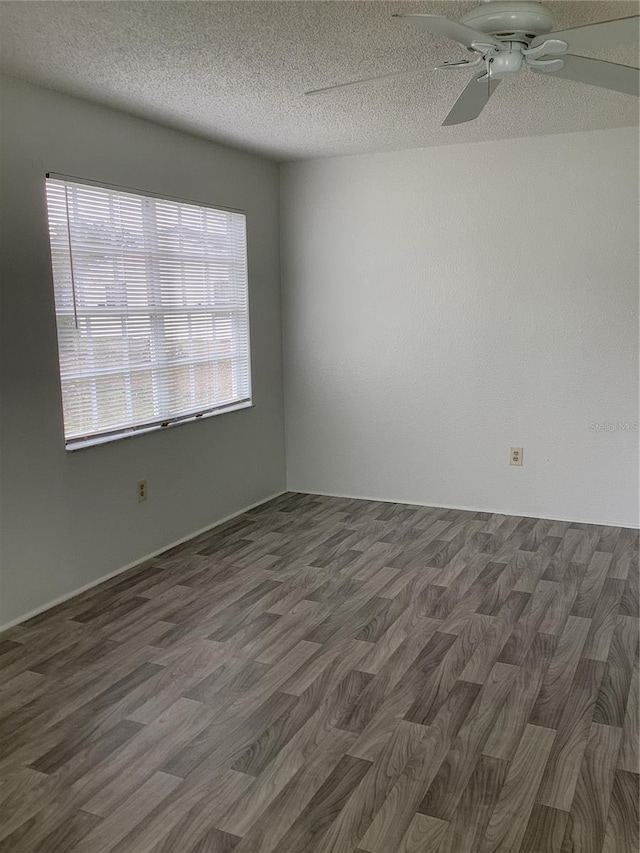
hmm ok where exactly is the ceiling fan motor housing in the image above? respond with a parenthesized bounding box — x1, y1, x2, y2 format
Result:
(487, 48, 524, 78)
(461, 1, 554, 42)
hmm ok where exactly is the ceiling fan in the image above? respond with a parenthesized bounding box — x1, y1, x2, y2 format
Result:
(305, 2, 640, 125)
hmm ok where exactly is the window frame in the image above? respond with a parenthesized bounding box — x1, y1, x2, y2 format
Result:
(45, 173, 253, 451)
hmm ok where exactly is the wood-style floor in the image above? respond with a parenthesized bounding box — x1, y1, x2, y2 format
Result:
(0, 493, 638, 853)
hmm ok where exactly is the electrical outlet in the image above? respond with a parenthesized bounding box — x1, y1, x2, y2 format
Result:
(510, 447, 523, 466)
(137, 480, 147, 502)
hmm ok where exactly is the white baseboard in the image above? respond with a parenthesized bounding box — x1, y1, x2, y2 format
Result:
(0, 490, 286, 635)
(4, 486, 635, 634)
(295, 489, 639, 530)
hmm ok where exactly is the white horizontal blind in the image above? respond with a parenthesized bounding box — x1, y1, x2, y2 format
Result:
(45, 177, 251, 447)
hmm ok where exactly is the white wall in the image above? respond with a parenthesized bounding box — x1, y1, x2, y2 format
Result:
(0, 76, 286, 627)
(281, 127, 639, 528)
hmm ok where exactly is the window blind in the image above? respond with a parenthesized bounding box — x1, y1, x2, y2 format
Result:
(45, 177, 251, 448)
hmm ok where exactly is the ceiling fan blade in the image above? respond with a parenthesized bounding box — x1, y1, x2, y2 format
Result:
(530, 14, 639, 52)
(532, 54, 639, 97)
(393, 14, 503, 49)
(305, 67, 426, 95)
(442, 74, 501, 126)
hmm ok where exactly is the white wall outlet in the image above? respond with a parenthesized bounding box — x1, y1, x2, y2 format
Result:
(510, 447, 523, 466)
(137, 480, 148, 502)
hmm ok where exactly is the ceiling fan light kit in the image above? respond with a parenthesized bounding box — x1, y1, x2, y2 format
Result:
(306, 2, 639, 126)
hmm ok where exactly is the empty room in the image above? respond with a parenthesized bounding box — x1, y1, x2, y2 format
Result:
(0, 1, 638, 851)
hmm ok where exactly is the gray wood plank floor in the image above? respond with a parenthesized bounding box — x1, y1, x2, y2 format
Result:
(0, 492, 637, 852)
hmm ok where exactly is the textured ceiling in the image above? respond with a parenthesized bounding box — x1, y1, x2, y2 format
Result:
(0, 0, 638, 160)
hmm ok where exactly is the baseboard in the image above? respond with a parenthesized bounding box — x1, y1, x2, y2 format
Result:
(4, 485, 635, 633)
(294, 489, 639, 530)
(0, 489, 286, 634)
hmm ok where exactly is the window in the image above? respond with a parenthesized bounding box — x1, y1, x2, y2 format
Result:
(45, 176, 251, 449)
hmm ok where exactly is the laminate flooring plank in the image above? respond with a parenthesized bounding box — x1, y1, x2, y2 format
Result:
(618, 653, 639, 773)
(320, 720, 426, 853)
(0, 808, 101, 853)
(268, 754, 371, 853)
(232, 640, 369, 776)
(279, 637, 368, 697)
(338, 618, 443, 734)
(0, 654, 167, 769)
(403, 617, 490, 725)
(265, 569, 333, 616)
(0, 621, 89, 685)
(491, 517, 539, 563)
(354, 576, 435, 645)
(250, 599, 328, 665)
(541, 529, 586, 583)
(529, 615, 591, 730)
(618, 561, 639, 617)
(231, 728, 357, 853)
(417, 663, 519, 822)
(434, 558, 502, 623)
(395, 813, 449, 853)
(560, 721, 621, 853)
(356, 604, 438, 676)
(582, 577, 625, 662)
(357, 680, 482, 853)
(162, 683, 304, 782)
(110, 771, 253, 853)
(602, 769, 639, 853)
(183, 828, 240, 853)
(483, 631, 557, 761)
(458, 591, 529, 684)
(513, 538, 561, 594)
(571, 525, 604, 568)
(608, 527, 638, 580)
(166, 641, 321, 778)
(434, 542, 490, 591)
(478, 724, 555, 853)
(536, 658, 606, 811)
(539, 562, 588, 636)
(31, 717, 143, 776)
(303, 568, 400, 646)
(0, 767, 59, 842)
(596, 525, 623, 554)
(346, 666, 431, 762)
(475, 552, 531, 616)
(497, 581, 557, 666)
(519, 518, 554, 550)
(183, 655, 268, 707)
(593, 614, 638, 728)
(0, 670, 49, 720)
(80, 697, 214, 817)
(216, 670, 373, 836)
(519, 804, 569, 853)
(127, 640, 228, 724)
(438, 754, 508, 853)
(571, 552, 613, 618)
(72, 770, 182, 853)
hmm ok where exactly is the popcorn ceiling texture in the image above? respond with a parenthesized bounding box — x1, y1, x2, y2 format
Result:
(0, 0, 637, 160)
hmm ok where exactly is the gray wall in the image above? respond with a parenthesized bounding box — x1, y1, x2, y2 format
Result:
(281, 128, 640, 528)
(0, 76, 286, 627)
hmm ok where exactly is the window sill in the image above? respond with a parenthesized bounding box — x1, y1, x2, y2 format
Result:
(65, 400, 254, 451)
